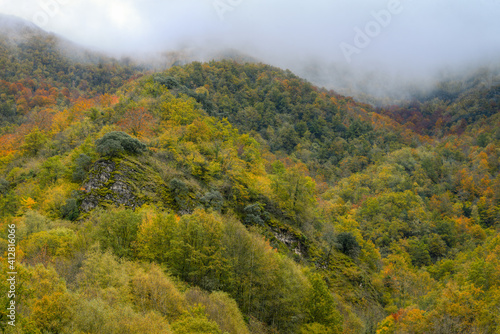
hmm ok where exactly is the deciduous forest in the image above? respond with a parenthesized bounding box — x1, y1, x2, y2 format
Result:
(1, 15, 499, 334)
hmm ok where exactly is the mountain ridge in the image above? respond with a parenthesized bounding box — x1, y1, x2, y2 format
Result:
(0, 16, 499, 334)
(0, 13, 41, 33)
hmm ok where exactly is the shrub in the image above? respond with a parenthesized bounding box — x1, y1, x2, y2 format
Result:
(61, 198, 80, 221)
(72, 153, 93, 182)
(169, 178, 193, 213)
(154, 75, 180, 89)
(0, 178, 9, 195)
(200, 191, 224, 212)
(95, 132, 146, 157)
(243, 203, 267, 225)
(336, 232, 361, 258)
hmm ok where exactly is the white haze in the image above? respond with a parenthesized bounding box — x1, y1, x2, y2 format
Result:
(1, 0, 500, 102)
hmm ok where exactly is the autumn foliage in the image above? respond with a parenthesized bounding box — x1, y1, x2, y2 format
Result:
(1, 25, 500, 333)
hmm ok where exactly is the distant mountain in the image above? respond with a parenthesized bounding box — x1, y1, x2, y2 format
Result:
(0, 13, 41, 35)
(0, 15, 142, 127)
(378, 66, 500, 136)
(0, 13, 128, 65)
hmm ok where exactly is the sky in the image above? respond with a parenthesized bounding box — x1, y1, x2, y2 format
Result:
(1, 0, 500, 98)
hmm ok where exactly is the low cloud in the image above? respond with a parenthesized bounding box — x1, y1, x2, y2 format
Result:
(1, 0, 500, 100)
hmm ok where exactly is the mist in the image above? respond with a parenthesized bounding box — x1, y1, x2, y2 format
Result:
(1, 0, 500, 102)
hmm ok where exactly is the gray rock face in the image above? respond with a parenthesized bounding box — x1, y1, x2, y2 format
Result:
(85, 160, 115, 190)
(273, 229, 305, 256)
(80, 159, 140, 212)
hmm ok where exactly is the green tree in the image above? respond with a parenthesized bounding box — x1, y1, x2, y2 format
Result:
(303, 270, 343, 334)
(185, 288, 250, 334)
(72, 153, 93, 182)
(168, 210, 228, 290)
(21, 126, 48, 156)
(271, 161, 316, 219)
(171, 306, 222, 334)
(130, 264, 186, 319)
(39, 155, 66, 186)
(299, 323, 332, 334)
(222, 218, 308, 332)
(60, 196, 80, 221)
(91, 208, 142, 258)
(136, 210, 177, 263)
(22, 228, 77, 262)
(76, 249, 130, 303)
(95, 131, 147, 157)
(408, 239, 432, 267)
(336, 232, 361, 259)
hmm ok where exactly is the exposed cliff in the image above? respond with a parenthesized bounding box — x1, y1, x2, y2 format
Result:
(81, 156, 169, 212)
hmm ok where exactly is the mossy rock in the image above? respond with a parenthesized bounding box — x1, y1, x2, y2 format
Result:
(80, 156, 171, 212)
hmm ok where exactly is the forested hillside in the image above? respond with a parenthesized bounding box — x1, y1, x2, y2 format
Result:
(0, 16, 499, 334)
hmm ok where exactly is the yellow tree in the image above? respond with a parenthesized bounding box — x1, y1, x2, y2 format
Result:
(271, 161, 316, 220)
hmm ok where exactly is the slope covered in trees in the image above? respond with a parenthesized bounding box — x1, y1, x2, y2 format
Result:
(0, 18, 500, 334)
(381, 67, 500, 138)
(0, 14, 140, 128)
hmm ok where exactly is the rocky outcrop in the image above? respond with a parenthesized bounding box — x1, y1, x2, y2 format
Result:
(273, 228, 306, 256)
(80, 158, 165, 212)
